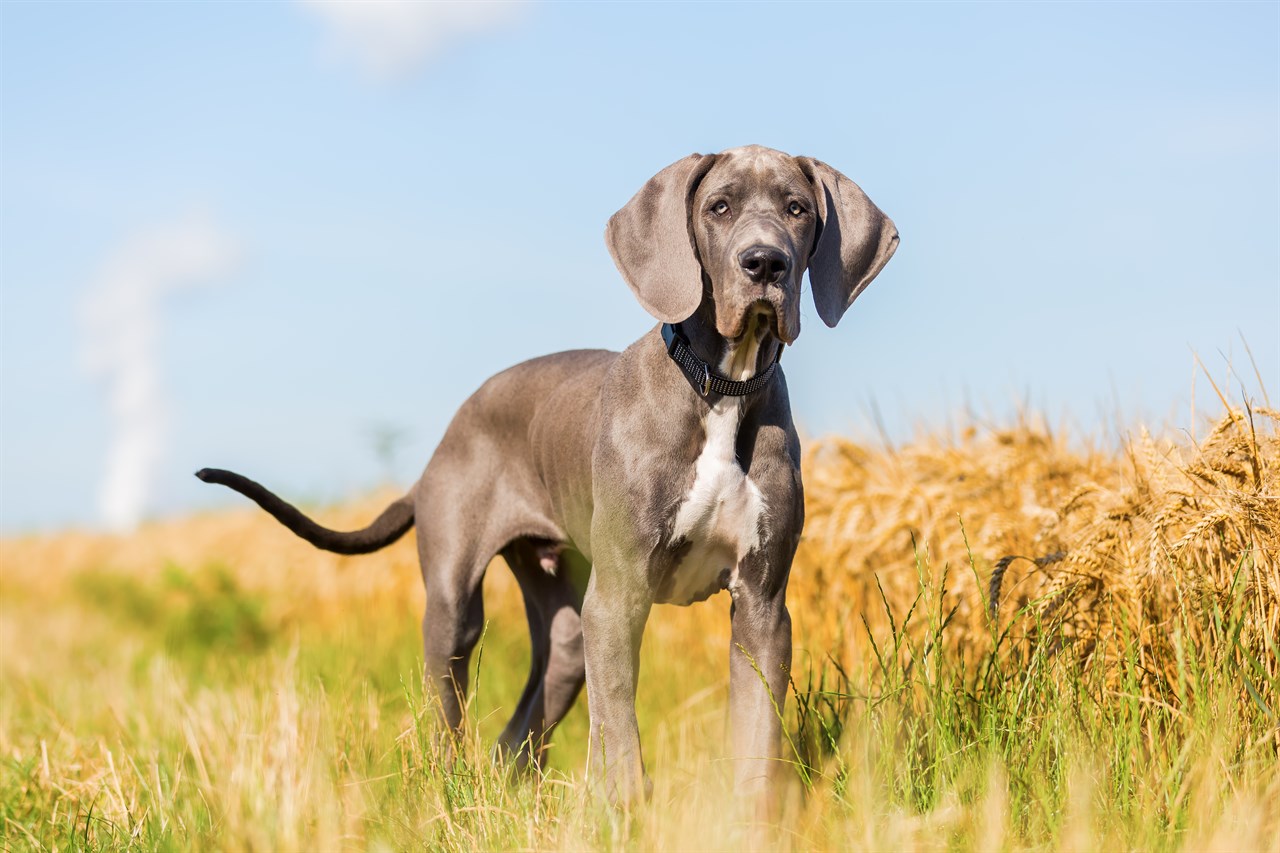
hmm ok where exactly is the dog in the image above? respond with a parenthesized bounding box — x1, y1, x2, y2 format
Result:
(197, 145, 898, 804)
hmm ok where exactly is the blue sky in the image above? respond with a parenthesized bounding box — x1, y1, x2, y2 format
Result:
(1, 1, 1276, 532)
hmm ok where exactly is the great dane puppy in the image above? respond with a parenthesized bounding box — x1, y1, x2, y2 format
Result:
(197, 145, 898, 803)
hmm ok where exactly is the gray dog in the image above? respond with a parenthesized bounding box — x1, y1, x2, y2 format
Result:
(198, 145, 898, 804)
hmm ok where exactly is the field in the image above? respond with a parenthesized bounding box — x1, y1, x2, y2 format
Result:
(2, 394, 1277, 851)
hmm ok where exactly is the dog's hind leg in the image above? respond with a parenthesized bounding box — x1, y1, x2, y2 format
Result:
(536, 546, 589, 761)
(495, 539, 550, 766)
(497, 539, 587, 770)
(534, 588, 586, 762)
(416, 519, 490, 735)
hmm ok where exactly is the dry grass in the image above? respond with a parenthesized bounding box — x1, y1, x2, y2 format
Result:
(2, 395, 1277, 850)
(795, 404, 1279, 705)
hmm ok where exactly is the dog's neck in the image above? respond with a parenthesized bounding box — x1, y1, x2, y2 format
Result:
(680, 302, 784, 385)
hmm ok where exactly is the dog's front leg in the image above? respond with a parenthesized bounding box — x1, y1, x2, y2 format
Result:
(581, 553, 652, 805)
(729, 583, 793, 799)
(728, 411, 802, 804)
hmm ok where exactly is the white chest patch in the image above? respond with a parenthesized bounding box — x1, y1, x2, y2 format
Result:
(664, 323, 771, 605)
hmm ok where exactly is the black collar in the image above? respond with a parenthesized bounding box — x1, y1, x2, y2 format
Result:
(661, 323, 782, 398)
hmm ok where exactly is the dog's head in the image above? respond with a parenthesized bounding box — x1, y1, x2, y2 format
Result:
(606, 145, 899, 343)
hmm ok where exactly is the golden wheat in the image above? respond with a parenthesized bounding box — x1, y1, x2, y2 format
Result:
(792, 405, 1279, 704)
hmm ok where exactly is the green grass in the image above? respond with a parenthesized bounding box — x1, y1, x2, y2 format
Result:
(2, 545, 1277, 850)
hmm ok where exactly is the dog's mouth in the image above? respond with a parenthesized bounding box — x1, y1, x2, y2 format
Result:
(736, 301, 785, 344)
(719, 304, 778, 380)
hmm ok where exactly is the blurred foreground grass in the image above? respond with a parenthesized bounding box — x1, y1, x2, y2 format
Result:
(2, 402, 1277, 850)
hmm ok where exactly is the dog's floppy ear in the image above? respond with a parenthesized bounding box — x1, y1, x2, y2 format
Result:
(606, 153, 717, 323)
(797, 157, 900, 328)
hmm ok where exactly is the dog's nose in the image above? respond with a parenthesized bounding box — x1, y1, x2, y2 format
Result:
(738, 246, 789, 285)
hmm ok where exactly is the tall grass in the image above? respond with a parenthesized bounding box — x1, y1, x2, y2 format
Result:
(2, 401, 1276, 850)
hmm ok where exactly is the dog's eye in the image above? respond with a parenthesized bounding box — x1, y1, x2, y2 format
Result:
(711, 201, 731, 216)
(788, 201, 805, 217)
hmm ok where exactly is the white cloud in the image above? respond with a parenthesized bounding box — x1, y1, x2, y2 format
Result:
(80, 216, 239, 531)
(299, 0, 528, 81)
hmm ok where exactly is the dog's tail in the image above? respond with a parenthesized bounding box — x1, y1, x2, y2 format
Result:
(195, 468, 414, 555)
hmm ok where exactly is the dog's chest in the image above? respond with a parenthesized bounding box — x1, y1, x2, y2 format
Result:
(663, 399, 767, 605)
